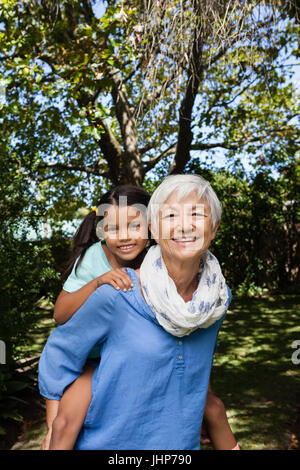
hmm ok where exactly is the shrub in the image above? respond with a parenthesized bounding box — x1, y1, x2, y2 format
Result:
(0, 222, 64, 432)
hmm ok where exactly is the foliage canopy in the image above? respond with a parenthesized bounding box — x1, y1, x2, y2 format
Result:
(0, 0, 299, 216)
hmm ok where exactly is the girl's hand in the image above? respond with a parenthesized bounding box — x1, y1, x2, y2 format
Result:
(95, 268, 134, 292)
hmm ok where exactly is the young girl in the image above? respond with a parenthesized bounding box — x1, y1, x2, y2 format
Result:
(41, 184, 239, 450)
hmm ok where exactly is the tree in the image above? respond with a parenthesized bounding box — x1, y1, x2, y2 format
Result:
(0, 0, 299, 215)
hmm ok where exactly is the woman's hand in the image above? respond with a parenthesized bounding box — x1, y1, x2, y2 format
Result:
(95, 268, 134, 292)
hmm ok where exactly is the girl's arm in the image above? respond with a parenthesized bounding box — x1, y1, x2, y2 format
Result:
(54, 280, 99, 325)
(39, 283, 118, 402)
(54, 269, 134, 324)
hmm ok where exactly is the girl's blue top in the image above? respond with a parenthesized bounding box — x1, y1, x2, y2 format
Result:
(62, 241, 112, 293)
(38, 268, 231, 450)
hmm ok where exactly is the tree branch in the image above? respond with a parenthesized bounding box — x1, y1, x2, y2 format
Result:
(170, 22, 204, 174)
(81, 0, 95, 24)
(139, 137, 162, 155)
(134, 69, 178, 118)
(143, 143, 177, 173)
(91, 118, 123, 184)
(35, 161, 108, 177)
(106, 66, 144, 184)
(191, 121, 300, 152)
(107, 66, 138, 152)
(204, 76, 257, 117)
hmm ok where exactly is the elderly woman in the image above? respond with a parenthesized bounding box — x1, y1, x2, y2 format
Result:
(38, 174, 232, 450)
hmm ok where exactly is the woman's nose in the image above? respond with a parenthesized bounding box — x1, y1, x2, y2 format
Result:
(177, 213, 194, 234)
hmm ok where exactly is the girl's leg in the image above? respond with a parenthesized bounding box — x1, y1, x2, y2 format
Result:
(49, 364, 96, 450)
(41, 399, 60, 450)
(200, 418, 211, 445)
(203, 391, 239, 450)
(200, 380, 213, 446)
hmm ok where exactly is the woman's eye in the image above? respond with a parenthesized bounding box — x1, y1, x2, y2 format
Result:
(192, 213, 205, 217)
(107, 226, 118, 232)
(130, 223, 140, 230)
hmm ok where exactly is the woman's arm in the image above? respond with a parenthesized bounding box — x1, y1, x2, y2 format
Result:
(39, 284, 118, 402)
(54, 269, 134, 324)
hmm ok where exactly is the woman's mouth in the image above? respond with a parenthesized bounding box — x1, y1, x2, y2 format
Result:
(172, 237, 197, 243)
(171, 237, 201, 248)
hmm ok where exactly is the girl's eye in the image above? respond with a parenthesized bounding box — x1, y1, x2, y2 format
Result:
(192, 213, 205, 217)
(164, 213, 176, 218)
(107, 226, 118, 232)
(130, 223, 140, 230)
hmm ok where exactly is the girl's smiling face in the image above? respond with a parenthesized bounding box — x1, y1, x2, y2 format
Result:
(99, 204, 149, 264)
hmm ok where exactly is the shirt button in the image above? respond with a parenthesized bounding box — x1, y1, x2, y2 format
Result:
(178, 355, 183, 360)
(178, 341, 182, 345)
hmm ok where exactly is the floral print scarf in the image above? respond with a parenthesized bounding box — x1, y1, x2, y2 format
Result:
(139, 244, 229, 337)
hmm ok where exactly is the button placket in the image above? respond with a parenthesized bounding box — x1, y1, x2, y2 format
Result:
(175, 338, 185, 373)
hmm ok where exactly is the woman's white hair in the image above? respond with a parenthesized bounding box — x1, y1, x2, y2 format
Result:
(147, 174, 222, 234)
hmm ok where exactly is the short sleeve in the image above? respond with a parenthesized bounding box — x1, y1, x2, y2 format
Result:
(38, 284, 118, 400)
(62, 256, 96, 293)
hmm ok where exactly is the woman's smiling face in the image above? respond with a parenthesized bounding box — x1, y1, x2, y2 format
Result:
(151, 190, 219, 262)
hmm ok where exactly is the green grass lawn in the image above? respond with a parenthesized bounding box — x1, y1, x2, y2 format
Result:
(204, 294, 300, 450)
(9, 294, 300, 450)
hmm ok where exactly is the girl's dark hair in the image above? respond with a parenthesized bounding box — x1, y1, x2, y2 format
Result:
(62, 185, 152, 280)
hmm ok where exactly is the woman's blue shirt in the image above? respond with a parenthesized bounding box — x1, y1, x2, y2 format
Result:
(38, 268, 231, 450)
